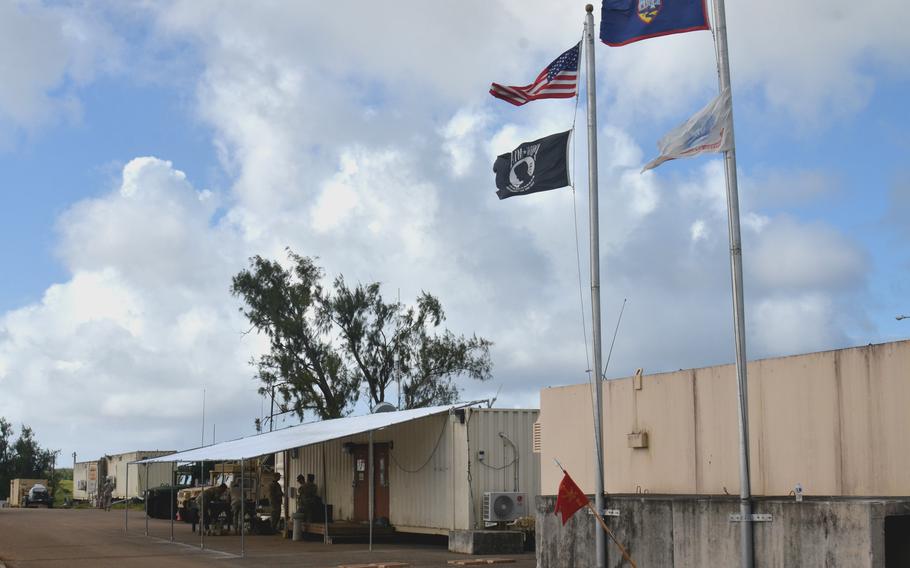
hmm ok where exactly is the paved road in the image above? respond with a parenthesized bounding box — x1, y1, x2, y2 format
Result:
(0, 508, 536, 567)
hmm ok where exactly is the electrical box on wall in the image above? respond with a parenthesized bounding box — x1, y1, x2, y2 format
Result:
(627, 431, 649, 449)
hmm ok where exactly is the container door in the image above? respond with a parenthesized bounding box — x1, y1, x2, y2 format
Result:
(352, 443, 390, 522)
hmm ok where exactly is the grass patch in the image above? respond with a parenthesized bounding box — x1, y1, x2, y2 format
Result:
(110, 500, 146, 511)
(53, 480, 73, 507)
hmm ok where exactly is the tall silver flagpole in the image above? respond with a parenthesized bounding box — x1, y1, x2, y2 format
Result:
(711, 1, 754, 567)
(584, 5, 606, 568)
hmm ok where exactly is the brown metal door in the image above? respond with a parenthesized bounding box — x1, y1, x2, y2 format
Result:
(353, 443, 390, 522)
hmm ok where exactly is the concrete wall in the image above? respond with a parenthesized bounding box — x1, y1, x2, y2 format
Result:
(540, 339, 910, 496)
(537, 495, 910, 568)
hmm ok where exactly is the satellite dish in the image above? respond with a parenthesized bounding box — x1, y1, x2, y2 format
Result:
(372, 401, 397, 413)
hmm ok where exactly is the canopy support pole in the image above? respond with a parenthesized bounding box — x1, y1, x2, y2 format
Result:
(200, 459, 205, 550)
(369, 430, 374, 552)
(170, 462, 175, 541)
(241, 457, 245, 558)
(144, 463, 149, 536)
(125, 462, 129, 533)
(283, 451, 290, 538)
(322, 442, 329, 544)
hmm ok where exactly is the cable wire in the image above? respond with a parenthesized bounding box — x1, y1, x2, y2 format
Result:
(388, 415, 447, 474)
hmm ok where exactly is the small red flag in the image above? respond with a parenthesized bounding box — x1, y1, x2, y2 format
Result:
(554, 471, 589, 525)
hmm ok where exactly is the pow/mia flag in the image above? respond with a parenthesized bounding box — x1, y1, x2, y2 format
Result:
(494, 130, 571, 200)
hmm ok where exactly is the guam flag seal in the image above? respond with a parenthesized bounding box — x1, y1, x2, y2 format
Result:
(600, 0, 709, 47)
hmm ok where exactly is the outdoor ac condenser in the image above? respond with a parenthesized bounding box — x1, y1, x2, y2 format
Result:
(482, 491, 528, 522)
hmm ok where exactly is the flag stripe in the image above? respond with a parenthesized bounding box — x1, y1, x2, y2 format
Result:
(490, 43, 579, 106)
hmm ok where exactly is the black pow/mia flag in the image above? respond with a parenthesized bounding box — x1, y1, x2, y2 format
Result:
(494, 130, 571, 200)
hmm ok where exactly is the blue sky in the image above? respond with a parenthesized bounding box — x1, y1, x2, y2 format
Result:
(0, 0, 907, 460)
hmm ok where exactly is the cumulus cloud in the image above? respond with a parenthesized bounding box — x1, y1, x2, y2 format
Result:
(748, 217, 868, 293)
(0, 157, 261, 454)
(1, 1, 891, 459)
(0, 1, 121, 142)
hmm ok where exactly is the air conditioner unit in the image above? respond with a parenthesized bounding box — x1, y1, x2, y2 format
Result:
(483, 492, 528, 522)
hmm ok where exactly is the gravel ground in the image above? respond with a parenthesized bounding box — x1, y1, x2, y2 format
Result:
(0, 507, 535, 568)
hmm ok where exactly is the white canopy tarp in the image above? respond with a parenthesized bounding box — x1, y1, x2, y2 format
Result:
(135, 404, 462, 463)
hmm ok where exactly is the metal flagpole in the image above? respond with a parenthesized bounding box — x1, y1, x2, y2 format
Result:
(584, 5, 607, 568)
(711, 1, 754, 567)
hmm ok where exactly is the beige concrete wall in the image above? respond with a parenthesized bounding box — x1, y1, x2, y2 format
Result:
(540, 339, 910, 497)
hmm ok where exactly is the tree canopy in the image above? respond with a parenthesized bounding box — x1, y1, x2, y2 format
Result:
(0, 418, 59, 500)
(231, 250, 493, 422)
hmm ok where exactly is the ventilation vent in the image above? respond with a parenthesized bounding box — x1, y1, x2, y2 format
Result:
(532, 421, 542, 453)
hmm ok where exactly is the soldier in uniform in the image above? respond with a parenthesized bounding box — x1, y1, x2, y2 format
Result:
(102, 479, 114, 512)
(268, 473, 283, 532)
(229, 479, 243, 535)
(299, 473, 319, 522)
(195, 483, 228, 535)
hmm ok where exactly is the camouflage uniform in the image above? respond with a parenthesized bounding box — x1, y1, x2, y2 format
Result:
(268, 475, 283, 531)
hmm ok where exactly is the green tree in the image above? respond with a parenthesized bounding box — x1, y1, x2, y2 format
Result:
(0, 419, 58, 500)
(0, 418, 13, 500)
(231, 250, 493, 421)
(330, 277, 492, 409)
(231, 251, 361, 421)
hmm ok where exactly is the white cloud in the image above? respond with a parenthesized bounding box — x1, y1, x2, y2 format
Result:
(751, 294, 848, 356)
(0, 157, 261, 455)
(749, 217, 868, 293)
(0, 1, 120, 141)
(1, 1, 893, 459)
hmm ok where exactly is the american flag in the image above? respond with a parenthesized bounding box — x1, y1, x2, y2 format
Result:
(490, 43, 580, 106)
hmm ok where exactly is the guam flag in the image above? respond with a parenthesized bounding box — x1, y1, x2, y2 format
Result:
(600, 0, 709, 47)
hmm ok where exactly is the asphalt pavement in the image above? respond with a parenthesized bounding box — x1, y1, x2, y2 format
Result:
(0, 508, 535, 568)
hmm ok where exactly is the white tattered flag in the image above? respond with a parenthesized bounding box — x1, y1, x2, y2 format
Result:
(642, 88, 733, 172)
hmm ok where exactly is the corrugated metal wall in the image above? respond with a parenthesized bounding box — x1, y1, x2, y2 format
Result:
(73, 461, 98, 500)
(106, 451, 174, 499)
(285, 408, 539, 533)
(465, 408, 540, 527)
(287, 413, 456, 533)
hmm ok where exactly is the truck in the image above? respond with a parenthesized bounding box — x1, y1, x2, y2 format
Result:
(25, 484, 53, 508)
(175, 460, 275, 530)
(9, 479, 49, 508)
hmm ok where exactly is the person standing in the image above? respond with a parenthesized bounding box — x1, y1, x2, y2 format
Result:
(195, 483, 227, 535)
(300, 473, 319, 522)
(268, 472, 283, 532)
(102, 478, 114, 512)
(229, 479, 243, 535)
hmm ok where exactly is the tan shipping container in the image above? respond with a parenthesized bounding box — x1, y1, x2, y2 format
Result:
(9, 478, 48, 508)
